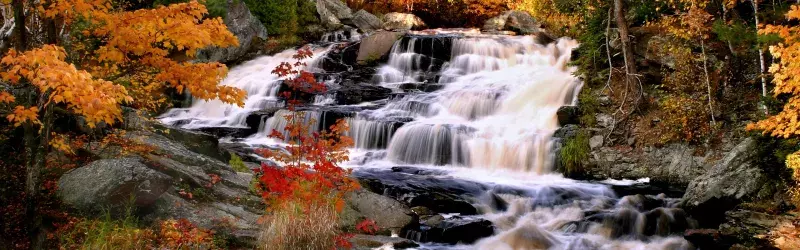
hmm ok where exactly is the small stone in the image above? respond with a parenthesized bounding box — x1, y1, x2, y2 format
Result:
(590, 135, 604, 149)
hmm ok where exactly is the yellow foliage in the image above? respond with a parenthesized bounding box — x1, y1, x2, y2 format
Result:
(749, 5, 800, 138)
(509, 0, 583, 37)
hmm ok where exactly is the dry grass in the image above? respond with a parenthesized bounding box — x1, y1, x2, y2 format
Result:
(258, 201, 342, 250)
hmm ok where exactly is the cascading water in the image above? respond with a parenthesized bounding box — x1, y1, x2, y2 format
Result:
(159, 29, 694, 250)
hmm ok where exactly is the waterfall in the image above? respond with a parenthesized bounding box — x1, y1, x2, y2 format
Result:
(375, 35, 581, 173)
(157, 29, 692, 250)
(158, 46, 332, 129)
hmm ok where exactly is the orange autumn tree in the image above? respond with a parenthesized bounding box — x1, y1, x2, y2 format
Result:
(750, 5, 800, 184)
(253, 47, 360, 249)
(0, 0, 244, 245)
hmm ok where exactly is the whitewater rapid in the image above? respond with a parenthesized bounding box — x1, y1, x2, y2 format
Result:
(159, 29, 694, 250)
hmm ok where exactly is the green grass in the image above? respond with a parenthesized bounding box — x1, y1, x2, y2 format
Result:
(560, 130, 590, 175)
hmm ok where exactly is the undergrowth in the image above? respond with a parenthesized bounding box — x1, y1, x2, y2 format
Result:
(560, 130, 590, 175)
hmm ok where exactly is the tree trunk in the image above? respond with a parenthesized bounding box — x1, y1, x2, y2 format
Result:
(701, 40, 717, 126)
(614, 0, 636, 78)
(11, 0, 26, 51)
(753, 0, 769, 114)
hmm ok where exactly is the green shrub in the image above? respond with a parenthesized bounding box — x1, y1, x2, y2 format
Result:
(244, 0, 318, 38)
(560, 131, 590, 175)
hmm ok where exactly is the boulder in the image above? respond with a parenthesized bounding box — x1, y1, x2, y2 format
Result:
(682, 138, 768, 226)
(382, 13, 427, 31)
(58, 158, 172, 213)
(349, 234, 419, 249)
(482, 10, 542, 35)
(357, 31, 403, 64)
(333, 80, 392, 105)
(406, 216, 494, 244)
(352, 10, 382, 32)
(482, 12, 510, 31)
(556, 106, 579, 125)
(505, 10, 540, 35)
(341, 189, 417, 235)
(316, 0, 352, 29)
(196, 0, 268, 64)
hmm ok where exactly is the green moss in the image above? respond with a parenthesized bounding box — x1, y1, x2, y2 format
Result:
(229, 154, 250, 173)
(560, 130, 590, 175)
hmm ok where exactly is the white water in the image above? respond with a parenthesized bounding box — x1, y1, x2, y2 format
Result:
(159, 30, 692, 250)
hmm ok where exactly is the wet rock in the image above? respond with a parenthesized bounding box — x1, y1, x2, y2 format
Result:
(353, 166, 482, 215)
(333, 81, 392, 105)
(406, 216, 494, 244)
(557, 106, 579, 125)
(58, 158, 172, 214)
(341, 189, 417, 235)
(383, 13, 427, 31)
(553, 124, 579, 140)
(196, 0, 267, 64)
(684, 229, 721, 250)
(349, 234, 419, 249)
(357, 31, 404, 64)
(682, 138, 768, 226)
(352, 10, 382, 32)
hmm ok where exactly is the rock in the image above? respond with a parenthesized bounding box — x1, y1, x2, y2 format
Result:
(589, 135, 604, 149)
(482, 10, 542, 35)
(357, 31, 403, 64)
(406, 216, 494, 244)
(382, 13, 427, 31)
(196, 0, 268, 64)
(482, 12, 510, 31)
(717, 210, 799, 249)
(349, 234, 419, 249)
(557, 106, 579, 125)
(411, 206, 435, 216)
(682, 138, 767, 226)
(505, 11, 541, 35)
(320, 0, 353, 21)
(154, 125, 231, 163)
(352, 10, 382, 32)
(58, 158, 172, 213)
(354, 167, 482, 215)
(684, 229, 721, 250)
(316, 0, 352, 29)
(145, 192, 261, 246)
(596, 113, 614, 128)
(333, 81, 392, 105)
(341, 189, 417, 235)
(553, 124, 579, 140)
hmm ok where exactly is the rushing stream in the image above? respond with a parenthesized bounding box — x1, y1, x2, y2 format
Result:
(160, 29, 695, 249)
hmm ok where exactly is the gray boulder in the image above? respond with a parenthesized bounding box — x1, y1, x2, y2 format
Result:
(357, 31, 404, 64)
(506, 10, 540, 35)
(58, 158, 172, 213)
(352, 10, 383, 32)
(196, 0, 268, 64)
(482, 10, 542, 35)
(382, 13, 427, 31)
(682, 138, 769, 224)
(341, 189, 417, 235)
(317, 0, 353, 29)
